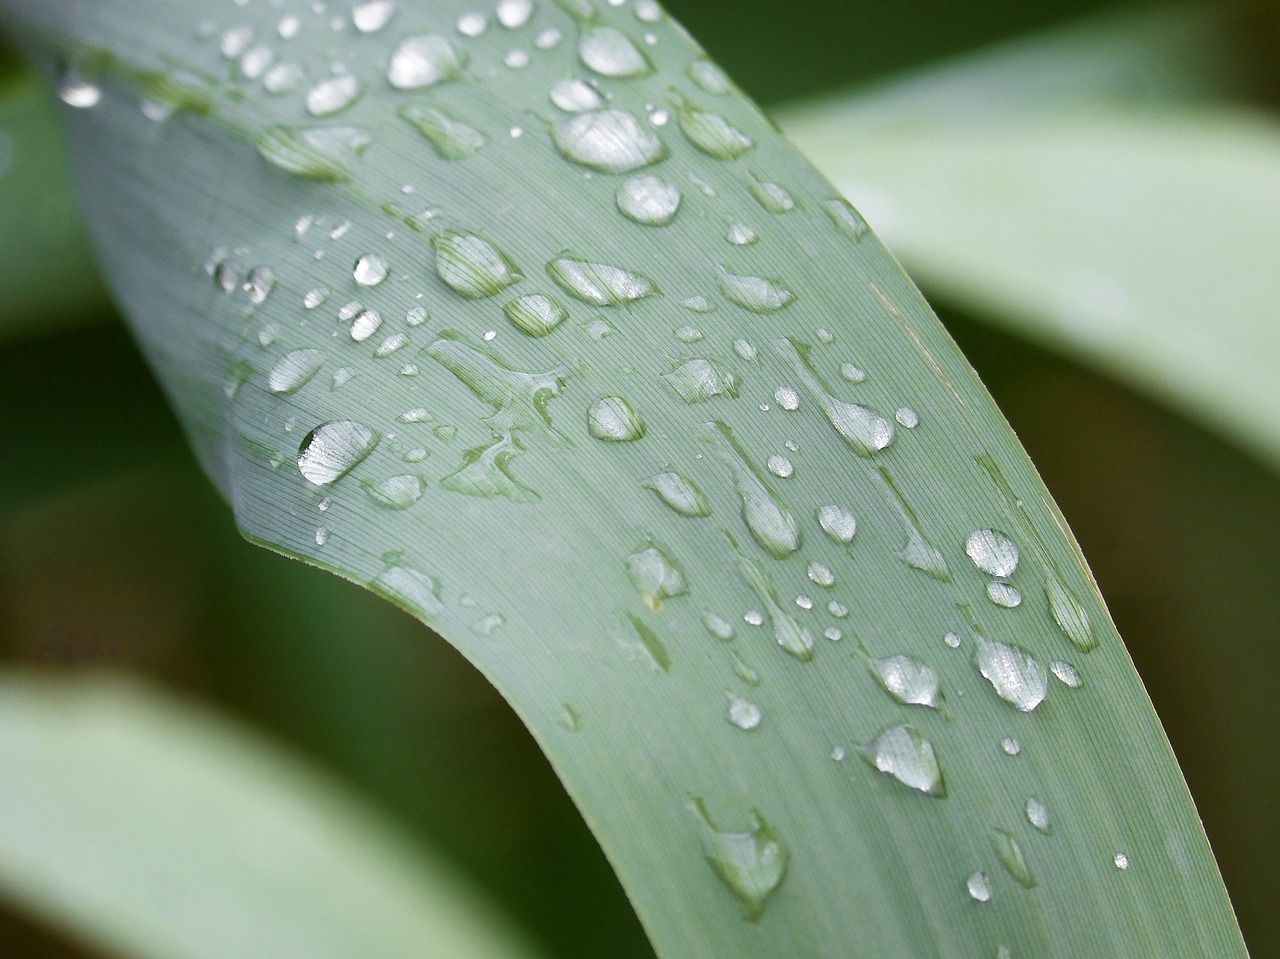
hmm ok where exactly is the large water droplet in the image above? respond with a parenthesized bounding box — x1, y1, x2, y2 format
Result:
(434, 230, 520, 298)
(645, 472, 711, 517)
(965, 529, 1019, 577)
(547, 256, 656, 305)
(626, 544, 687, 608)
(966, 871, 992, 903)
(589, 396, 645, 441)
(297, 420, 378, 485)
(718, 269, 793, 313)
(364, 473, 425, 509)
(306, 74, 363, 116)
(976, 638, 1047, 712)
(256, 124, 371, 181)
(715, 424, 799, 559)
(726, 693, 762, 731)
(353, 0, 396, 32)
(817, 504, 856, 544)
(677, 102, 753, 158)
(400, 104, 486, 158)
(388, 35, 466, 89)
(869, 655, 943, 709)
(664, 358, 738, 403)
(688, 799, 787, 922)
(269, 349, 324, 393)
(859, 724, 946, 797)
(740, 559, 813, 661)
(353, 253, 389, 286)
(617, 174, 681, 225)
(579, 25, 651, 77)
(1046, 576, 1097, 652)
(992, 828, 1036, 888)
(440, 434, 540, 501)
(1025, 798, 1051, 834)
(552, 109, 665, 173)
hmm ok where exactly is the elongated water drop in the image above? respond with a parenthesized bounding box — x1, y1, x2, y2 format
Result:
(677, 101, 753, 158)
(688, 799, 787, 922)
(617, 175, 681, 225)
(552, 109, 665, 173)
(374, 565, 443, 616)
(704, 612, 734, 641)
(749, 179, 795, 213)
(364, 473, 425, 509)
(824, 198, 870, 241)
(502, 293, 567, 337)
(714, 424, 799, 559)
(297, 420, 378, 485)
(779, 338, 894, 455)
(440, 434, 540, 501)
(645, 472, 711, 517)
(306, 74, 363, 116)
(388, 35, 466, 88)
(740, 560, 813, 661)
(992, 829, 1036, 888)
(615, 612, 670, 672)
(580, 25, 651, 77)
(434, 231, 520, 298)
(399, 104, 486, 158)
(1025, 798, 1051, 834)
(550, 77, 604, 112)
(268, 349, 324, 393)
(966, 529, 1019, 577)
(256, 124, 371, 182)
(807, 562, 835, 588)
(548, 256, 656, 305)
(718, 269, 793, 313)
(664, 359, 738, 403)
(817, 504, 856, 544)
(869, 655, 943, 709)
(976, 638, 1047, 712)
(626, 544, 687, 608)
(1050, 660, 1082, 687)
(987, 582, 1023, 608)
(1046, 576, 1097, 652)
(687, 58, 731, 95)
(427, 335, 566, 434)
(859, 724, 945, 797)
(589, 396, 645, 441)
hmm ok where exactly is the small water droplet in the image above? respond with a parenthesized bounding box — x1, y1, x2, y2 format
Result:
(992, 828, 1035, 888)
(314, 524, 332, 546)
(263, 62, 306, 94)
(859, 724, 946, 797)
(816, 504, 857, 544)
(688, 799, 787, 922)
(497, 0, 534, 28)
(548, 256, 656, 305)
(375, 333, 409, 356)
(664, 358, 738, 403)
(766, 455, 792, 478)
(718, 269, 793, 314)
(589, 396, 645, 441)
(725, 222, 757, 245)
(553, 109, 665, 173)
(986, 582, 1023, 608)
(703, 612, 734, 641)
(806, 562, 834, 588)
(504, 293, 568, 336)
(744, 610, 764, 627)
(827, 600, 848, 618)
(869, 655, 943, 709)
(434, 230, 520, 298)
(400, 104, 486, 158)
(748, 179, 794, 213)
(306, 74, 363, 116)
(238, 46, 275, 82)
(831, 746, 846, 761)
(503, 48, 530, 68)
(733, 339, 758, 362)
(1050, 660, 1082, 688)
(626, 544, 687, 608)
(221, 25, 254, 59)
(1025, 798, 1051, 834)
(243, 266, 276, 304)
(944, 631, 962, 648)
(1046, 576, 1097, 652)
(1113, 852, 1130, 870)
(59, 70, 102, 108)
(375, 565, 444, 617)
(535, 26, 563, 48)
(726, 693, 762, 731)
(350, 308, 382, 342)
(895, 406, 919, 429)
(966, 871, 992, 903)
(550, 77, 604, 113)
(778, 339, 894, 455)
(616, 612, 670, 671)
(1001, 737, 1021, 756)
(406, 306, 429, 326)
(353, 252, 388, 286)
(353, 0, 396, 32)
(364, 473, 425, 509)
(966, 529, 1019, 577)
(297, 420, 378, 485)
(617, 174, 681, 225)
(976, 638, 1047, 711)
(773, 386, 799, 411)
(388, 34, 466, 89)
(269, 349, 324, 393)
(645, 472, 711, 517)
(580, 25, 651, 77)
(457, 11, 488, 36)
(841, 363, 867, 383)
(635, 0, 661, 22)
(687, 58, 731, 95)
(677, 101, 752, 158)
(794, 594, 813, 610)
(304, 287, 330, 309)
(823, 626, 842, 642)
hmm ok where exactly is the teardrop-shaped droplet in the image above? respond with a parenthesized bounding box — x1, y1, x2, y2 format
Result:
(268, 349, 324, 393)
(645, 472, 711, 517)
(664, 359, 738, 403)
(306, 74, 363, 116)
(966, 528, 1019, 577)
(550, 77, 604, 112)
(626, 544, 687, 608)
(399, 104, 486, 158)
(353, 253, 388, 286)
(617, 175, 681, 225)
(749, 179, 795, 213)
(374, 565, 444, 616)
(715, 425, 799, 559)
(869, 655, 943, 709)
(364, 473, 425, 509)
(718, 269, 793, 313)
(1046, 576, 1097, 652)
(678, 103, 753, 158)
(858, 724, 946, 797)
(726, 693, 762, 731)
(589, 396, 645, 441)
(434, 230, 520, 298)
(1026, 798, 1051, 834)
(504, 293, 568, 336)
(824, 198, 870, 241)
(966, 871, 992, 903)
(986, 581, 1023, 608)
(256, 124, 371, 182)
(388, 34, 466, 89)
(992, 829, 1036, 888)
(552, 109, 665, 173)
(687, 58, 731, 95)
(739, 559, 813, 660)
(976, 638, 1047, 712)
(1050, 659, 1082, 687)
(548, 256, 656, 305)
(817, 504, 856, 544)
(297, 420, 378, 485)
(579, 25, 651, 77)
(777, 338, 894, 455)
(688, 799, 787, 922)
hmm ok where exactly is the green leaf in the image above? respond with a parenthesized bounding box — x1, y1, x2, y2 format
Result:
(0, 2, 1248, 957)
(779, 4, 1280, 469)
(0, 670, 547, 959)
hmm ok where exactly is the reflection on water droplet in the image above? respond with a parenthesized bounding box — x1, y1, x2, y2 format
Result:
(766, 455, 792, 479)
(986, 582, 1023, 608)
(817, 505, 856, 544)
(306, 74, 363, 116)
(966, 529, 1019, 577)
(580, 25, 651, 77)
(869, 655, 943, 709)
(1001, 737, 1021, 756)
(617, 174, 681, 225)
(548, 256, 656, 305)
(505, 293, 568, 336)
(992, 828, 1035, 888)
(1113, 852, 1130, 870)
(553, 110, 665, 173)
(976, 638, 1047, 712)
(966, 871, 992, 903)
(364, 473, 425, 509)
(589, 396, 645, 441)
(740, 559, 813, 661)
(400, 104, 486, 158)
(59, 72, 101, 108)
(664, 359, 738, 403)
(1050, 660, 1081, 688)
(388, 34, 466, 88)
(626, 544, 687, 608)
(297, 420, 378, 485)
(354, 253, 388, 286)
(687, 58, 731, 95)
(434, 230, 520, 298)
(350, 308, 382, 342)
(646, 472, 711, 517)
(375, 565, 444, 616)
(718, 269, 793, 313)
(859, 724, 945, 797)
(726, 693, 762, 731)
(1026, 798, 1051, 834)
(269, 349, 324, 393)
(1046, 577, 1097, 652)
(688, 799, 787, 922)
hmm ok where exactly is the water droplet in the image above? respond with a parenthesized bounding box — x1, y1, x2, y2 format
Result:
(1046, 577, 1097, 652)
(986, 581, 1023, 608)
(976, 638, 1047, 712)
(59, 72, 101, 108)
(221, 25, 254, 59)
(550, 78, 604, 113)
(471, 612, 505, 635)
(823, 626, 843, 641)
(726, 222, 757, 245)
(374, 333, 408, 357)
(269, 349, 324, 393)
(645, 472, 711, 517)
(766, 455, 792, 478)
(869, 655, 943, 709)
(992, 829, 1036, 888)
(687, 58, 731, 95)
(688, 799, 787, 922)
(428, 334, 567, 434)
(715, 424, 799, 559)
(457, 11, 488, 36)
(535, 26, 563, 48)
(966, 529, 1019, 577)
(304, 287, 330, 310)
(495, 293, 565, 337)
(1113, 852, 1130, 870)
(406, 306, 429, 326)
(773, 387, 799, 411)
(1050, 660, 1082, 688)
(580, 25, 651, 77)
(675, 325, 703, 343)
(547, 256, 656, 305)
(841, 363, 867, 383)
(306, 74, 362, 116)
(616, 612, 670, 672)
(895, 406, 919, 429)
(315, 524, 332, 546)
(944, 631, 962, 649)
(434, 230, 520, 298)
(256, 124, 371, 182)
(589, 395, 645, 441)
(558, 703, 582, 732)
(744, 610, 764, 627)
(726, 693, 762, 731)
(966, 871, 992, 903)
(238, 46, 275, 82)
(1025, 798, 1051, 834)
(243, 266, 276, 305)
(553, 109, 665, 173)
(297, 420, 378, 485)
(388, 35, 466, 89)
(364, 473, 425, 509)
(399, 104, 486, 158)
(794, 594, 813, 610)
(733, 652, 760, 685)
(824, 198, 870, 241)
(350, 308, 382, 342)
(263, 62, 305, 94)
(740, 559, 813, 661)
(497, 0, 534, 28)
(1000, 737, 1021, 756)
(778, 338, 893, 455)
(353, 253, 388, 286)
(617, 174, 681, 225)
(353, 0, 395, 32)
(748, 179, 794, 213)
(859, 724, 946, 797)
(816, 505, 857, 544)
(441, 434, 540, 501)
(703, 612, 734, 641)
(338, 301, 363, 322)
(830, 745, 846, 761)
(626, 544, 687, 608)
(374, 565, 444, 616)
(733, 339, 758, 362)
(677, 101, 753, 158)
(718, 269, 792, 314)
(664, 359, 738, 403)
